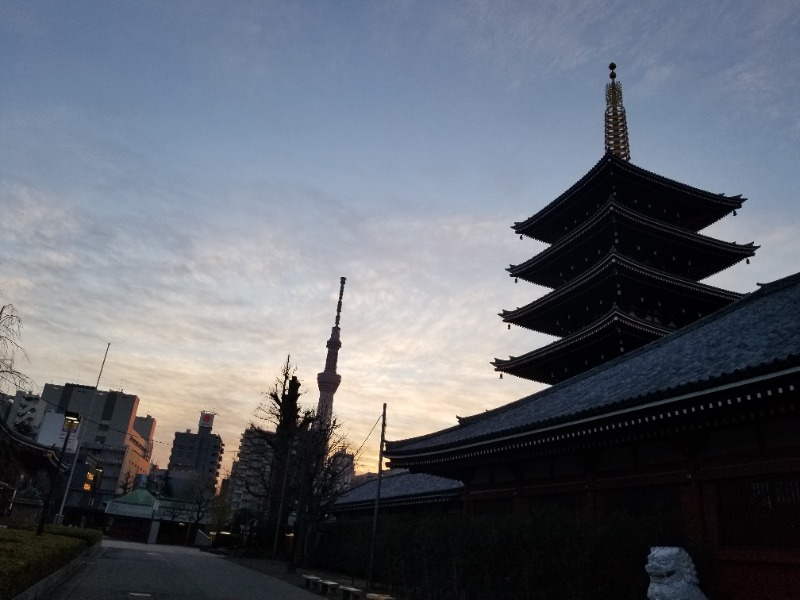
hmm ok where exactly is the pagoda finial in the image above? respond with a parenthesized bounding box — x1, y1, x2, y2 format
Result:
(605, 62, 631, 161)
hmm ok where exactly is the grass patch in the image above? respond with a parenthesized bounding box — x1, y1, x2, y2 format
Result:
(0, 526, 100, 600)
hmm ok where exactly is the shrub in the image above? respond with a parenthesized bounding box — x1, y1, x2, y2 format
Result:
(44, 524, 103, 547)
(0, 527, 89, 600)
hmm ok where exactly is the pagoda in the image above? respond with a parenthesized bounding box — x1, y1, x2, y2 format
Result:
(493, 64, 757, 384)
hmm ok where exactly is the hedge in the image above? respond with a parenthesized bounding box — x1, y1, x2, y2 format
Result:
(0, 526, 101, 600)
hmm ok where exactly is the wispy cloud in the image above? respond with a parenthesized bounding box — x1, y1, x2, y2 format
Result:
(1, 1, 797, 475)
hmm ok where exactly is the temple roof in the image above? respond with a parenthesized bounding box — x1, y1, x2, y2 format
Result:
(493, 309, 670, 383)
(333, 469, 463, 511)
(387, 271, 800, 461)
(514, 152, 745, 244)
(501, 252, 742, 336)
(509, 199, 757, 287)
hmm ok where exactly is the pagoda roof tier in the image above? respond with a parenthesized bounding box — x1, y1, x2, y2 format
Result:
(514, 152, 746, 244)
(492, 310, 670, 384)
(501, 252, 742, 337)
(508, 200, 757, 288)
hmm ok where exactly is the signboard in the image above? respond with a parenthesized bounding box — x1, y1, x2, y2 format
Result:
(198, 411, 215, 430)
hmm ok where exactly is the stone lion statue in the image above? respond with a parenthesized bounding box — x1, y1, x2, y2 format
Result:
(645, 546, 708, 600)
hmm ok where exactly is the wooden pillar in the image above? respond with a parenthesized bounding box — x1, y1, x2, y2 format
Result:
(579, 448, 600, 522)
(682, 469, 706, 544)
(461, 469, 473, 518)
(675, 431, 709, 544)
(511, 461, 526, 514)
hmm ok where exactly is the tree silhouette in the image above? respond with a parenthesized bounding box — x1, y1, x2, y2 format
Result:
(248, 357, 357, 564)
(0, 302, 34, 393)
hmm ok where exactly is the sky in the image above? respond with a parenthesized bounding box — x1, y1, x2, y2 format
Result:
(1, 1, 799, 478)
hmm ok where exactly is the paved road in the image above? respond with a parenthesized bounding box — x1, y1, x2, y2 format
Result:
(50, 539, 319, 600)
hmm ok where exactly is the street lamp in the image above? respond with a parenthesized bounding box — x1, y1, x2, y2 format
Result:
(36, 411, 81, 536)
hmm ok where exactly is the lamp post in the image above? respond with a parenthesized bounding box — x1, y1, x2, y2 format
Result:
(37, 411, 81, 536)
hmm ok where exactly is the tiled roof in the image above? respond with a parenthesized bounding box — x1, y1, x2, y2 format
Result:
(113, 488, 156, 506)
(105, 488, 156, 518)
(513, 152, 745, 240)
(334, 469, 463, 508)
(501, 251, 742, 325)
(386, 272, 800, 457)
(509, 199, 757, 284)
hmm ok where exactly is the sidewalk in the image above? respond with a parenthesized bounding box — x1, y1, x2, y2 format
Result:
(227, 555, 372, 594)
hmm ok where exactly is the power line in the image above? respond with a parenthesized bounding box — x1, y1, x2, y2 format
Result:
(12, 385, 176, 448)
(355, 412, 383, 458)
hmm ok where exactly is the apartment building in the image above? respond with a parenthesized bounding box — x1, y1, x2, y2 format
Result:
(39, 383, 155, 509)
(166, 412, 223, 499)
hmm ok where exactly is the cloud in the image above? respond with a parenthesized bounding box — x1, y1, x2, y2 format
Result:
(2, 1, 797, 478)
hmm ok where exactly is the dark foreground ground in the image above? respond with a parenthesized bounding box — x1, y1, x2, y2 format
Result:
(226, 554, 371, 594)
(45, 540, 322, 600)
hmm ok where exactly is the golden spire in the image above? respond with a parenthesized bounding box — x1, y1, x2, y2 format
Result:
(604, 62, 631, 161)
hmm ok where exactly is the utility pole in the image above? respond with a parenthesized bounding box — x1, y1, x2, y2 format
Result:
(55, 343, 109, 524)
(366, 403, 386, 591)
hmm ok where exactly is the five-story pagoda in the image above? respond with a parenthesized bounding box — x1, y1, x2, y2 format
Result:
(493, 64, 758, 384)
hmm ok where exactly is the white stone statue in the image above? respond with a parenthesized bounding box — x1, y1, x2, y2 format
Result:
(645, 546, 708, 600)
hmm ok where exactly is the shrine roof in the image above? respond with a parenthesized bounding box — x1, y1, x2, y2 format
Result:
(333, 469, 463, 509)
(112, 487, 157, 506)
(386, 271, 800, 458)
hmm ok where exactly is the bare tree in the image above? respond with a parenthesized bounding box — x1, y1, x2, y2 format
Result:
(254, 355, 314, 441)
(161, 497, 188, 524)
(0, 302, 34, 393)
(290, 416, 357, 568)
(187, 479, 214, 527)
(118, 470, 135, 494)
(210, 493, 231, 533)
(249, 357, 358, 565)
(249, 357, 313, 544)
(184, 480, 215, 545)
